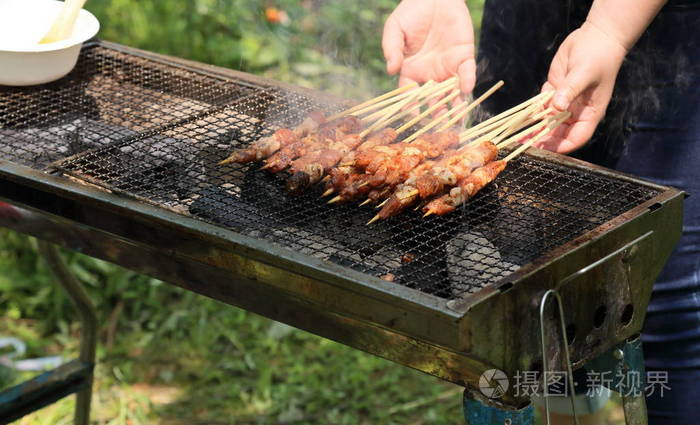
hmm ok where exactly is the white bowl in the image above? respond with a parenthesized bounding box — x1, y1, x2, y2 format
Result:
(0, 0, 100, 86)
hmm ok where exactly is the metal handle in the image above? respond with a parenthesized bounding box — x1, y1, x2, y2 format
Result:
(539, 289, 579, 425)
(559, 231, 653, 286)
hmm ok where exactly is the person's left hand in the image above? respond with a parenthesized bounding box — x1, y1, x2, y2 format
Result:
(536, 22, 628, 153)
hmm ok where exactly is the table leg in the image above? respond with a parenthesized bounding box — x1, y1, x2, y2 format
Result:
(37, 241, 98, 425)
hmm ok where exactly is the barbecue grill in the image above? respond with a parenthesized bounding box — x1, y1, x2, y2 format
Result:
(0, 41, 685, 424)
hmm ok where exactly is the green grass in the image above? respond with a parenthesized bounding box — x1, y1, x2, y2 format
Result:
(1, 230, 464, 424)
(1, 0, 625, 423)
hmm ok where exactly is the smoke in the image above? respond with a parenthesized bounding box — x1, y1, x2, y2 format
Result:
(291, 0, 395, 100)
(473, 0, 693, 166)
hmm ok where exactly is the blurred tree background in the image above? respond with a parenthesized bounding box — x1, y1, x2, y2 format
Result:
(1, 1, 624, 424)
(90, 0, 485, 98)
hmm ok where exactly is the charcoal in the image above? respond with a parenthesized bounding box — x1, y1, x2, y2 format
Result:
(447, 231, 519, 297)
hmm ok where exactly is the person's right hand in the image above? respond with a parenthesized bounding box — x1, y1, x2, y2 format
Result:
(382, 0, 476, 94)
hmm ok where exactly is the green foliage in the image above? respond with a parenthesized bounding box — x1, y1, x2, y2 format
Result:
(86, 0, 485, 99)
(1, 231, 464, 424)
(87, 0, 403, 98)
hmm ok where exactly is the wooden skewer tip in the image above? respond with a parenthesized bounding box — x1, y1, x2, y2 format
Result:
(399, 189, 419, 200)
(367, 215, 381, 225)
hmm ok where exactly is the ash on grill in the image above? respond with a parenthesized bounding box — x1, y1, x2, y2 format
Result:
(0, 44, 257, 169)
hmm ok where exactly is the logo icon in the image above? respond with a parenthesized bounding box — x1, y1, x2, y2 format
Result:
(479, 369, 509, 399)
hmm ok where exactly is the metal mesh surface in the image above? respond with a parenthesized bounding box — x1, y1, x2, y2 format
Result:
(0, 43, 259, 169)
(50, 85, 661, 299)
(0, 45, 662, 299)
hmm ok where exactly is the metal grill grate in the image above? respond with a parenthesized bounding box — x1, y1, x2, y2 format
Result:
(0, 44, 260, 169)
(51, 87, 660, 299)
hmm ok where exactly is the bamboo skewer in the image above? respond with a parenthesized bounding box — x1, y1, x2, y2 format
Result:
(360, 80, 438, 123)
(351, 77, 456, 120)
(366, 215, 382, 225)
(494, 109, 553, 148)
(326, 82, 420, 121)
(358, 81, 437, 138)
(322, 83, 462, 201)
(325, 88, 467, 202)
(434, 81, 505, 132)
(323, 87, 559, 212)
(503, 112, 570, 162)
(462, 96, 550, 149)
(395, 89, 462, 134)
(383, 83, 462, 132)
(402, 81, 504, 144)
(496, 111, 555, 149)
(361, 79, 459, 129)
(376, 110, 555, 205)
(350, 87, 422, 119)
(488, 99, 552, 145)
(457, 91, 553, 143)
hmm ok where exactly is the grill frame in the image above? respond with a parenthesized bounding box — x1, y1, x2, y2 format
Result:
(0, 41, 685, 408)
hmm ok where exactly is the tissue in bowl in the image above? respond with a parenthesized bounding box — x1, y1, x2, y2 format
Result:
(0, 0, 99, 86)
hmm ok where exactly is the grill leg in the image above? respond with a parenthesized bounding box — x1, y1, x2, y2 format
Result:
(463, 390, 534, 425)
(586, 337, 648, 425)
(538, 290, 580, 425)
(38, 241, 98, 425)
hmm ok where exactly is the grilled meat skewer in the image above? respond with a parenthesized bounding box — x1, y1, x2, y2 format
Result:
(422, 160, 507, 216)
(220, 128, 298, 165)
(286, 133, 363, 193)
(220, 111, 326, 165)
(323, 128, 398, 195)
(373, 141, 498, 221)
(329, 131, 461, 203)
(264, 115, 362, 173)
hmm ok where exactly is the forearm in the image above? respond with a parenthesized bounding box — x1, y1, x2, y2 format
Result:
(586, 0, 667, 52)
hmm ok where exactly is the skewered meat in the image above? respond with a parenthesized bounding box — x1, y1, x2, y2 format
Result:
(293, 110, 327, 138)
(265, 115, 362, 173)
(220, 128, 298, 165)
(330, 132, 460, 203)
(324, 128, 398, 194)
(366, 186, 394, 205)
(286, 134, 363, 193)
(415, 140, 498, 199)
(220, 111, 327, 165)
(423, 160, 507, 216)
(375, 142, 497, 220)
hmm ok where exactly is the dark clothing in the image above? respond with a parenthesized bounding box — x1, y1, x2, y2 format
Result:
(477, 2, 700, 423)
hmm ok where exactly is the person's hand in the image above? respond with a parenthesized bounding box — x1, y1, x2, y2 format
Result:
(537, 22, 628, 154)
(382, 0, 476, 94)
